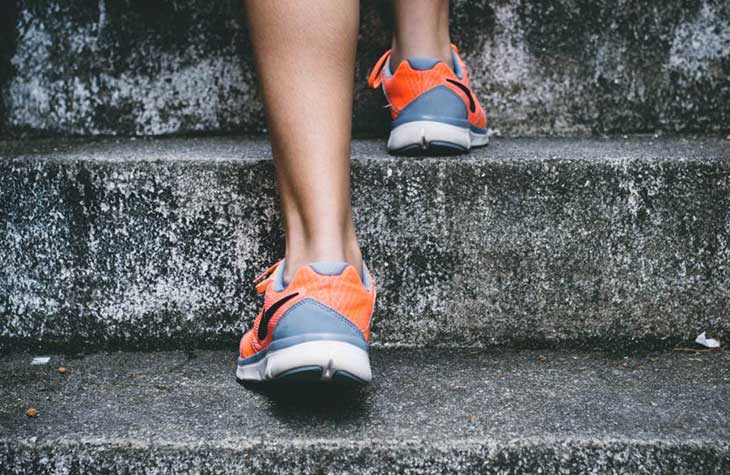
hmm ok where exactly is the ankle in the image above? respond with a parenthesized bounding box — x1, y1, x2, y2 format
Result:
(390, 38, 453, 71)
(283, 237, 363, 284)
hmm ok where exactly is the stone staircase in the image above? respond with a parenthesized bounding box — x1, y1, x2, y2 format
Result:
(1, 136, 729, 474)
(1, 1, 730, 474)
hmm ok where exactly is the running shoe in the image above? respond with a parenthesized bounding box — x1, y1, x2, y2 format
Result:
(368, 44, 488, 154)
(237, 260, 376, 384)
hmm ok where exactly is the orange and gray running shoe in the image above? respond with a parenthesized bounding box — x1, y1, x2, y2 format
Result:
(368, 44, 489, 155)
(237, 260, 376, 384)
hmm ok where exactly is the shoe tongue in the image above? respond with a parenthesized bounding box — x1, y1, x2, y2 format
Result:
(273, 260, 288, 291)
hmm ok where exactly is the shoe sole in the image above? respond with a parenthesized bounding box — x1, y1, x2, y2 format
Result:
(236, 339, 372, 384)
(388, 120, 489, 156)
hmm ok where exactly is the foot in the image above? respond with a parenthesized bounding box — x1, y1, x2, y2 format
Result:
(237, 260, 376, 384)
(368, 44, 489, 155)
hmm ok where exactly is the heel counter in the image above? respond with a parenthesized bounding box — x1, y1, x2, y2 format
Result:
(272, 298, 367, 346)
(392, 86, 468, 128)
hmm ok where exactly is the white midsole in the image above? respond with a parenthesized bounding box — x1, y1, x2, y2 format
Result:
(387, 120, 489, 152)
(236, 340, 372, 382)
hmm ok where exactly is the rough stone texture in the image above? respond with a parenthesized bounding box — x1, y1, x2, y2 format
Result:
(1, 349, 729, 474)
(1, 0, 729, 137)
(0, 0, 19, 131)
(1, 137, 729, 352)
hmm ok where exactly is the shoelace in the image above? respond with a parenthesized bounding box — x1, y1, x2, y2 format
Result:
(367, 50, 391, 89)
(253, 260, 281, 295)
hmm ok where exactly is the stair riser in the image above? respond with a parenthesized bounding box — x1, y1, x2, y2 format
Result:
(2, 146, 728, 351)
(2, 0, 729, 136)
(1, 442, 728, 475)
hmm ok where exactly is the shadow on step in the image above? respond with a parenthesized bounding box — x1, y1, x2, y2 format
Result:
(238, 379, 372, 422)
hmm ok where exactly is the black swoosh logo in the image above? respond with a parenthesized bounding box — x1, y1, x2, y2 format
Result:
(257, 292, 299, 340)
(446, 78, 476, 113)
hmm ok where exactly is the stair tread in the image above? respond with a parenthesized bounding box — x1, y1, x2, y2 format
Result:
(3, 349, 729, 472)
(2, 136, 729, 163)
(3, 348, 729, 444)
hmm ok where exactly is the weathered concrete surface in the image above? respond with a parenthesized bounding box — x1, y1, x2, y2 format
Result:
(1, 137, 729, 352)
(1, 0, 729, 137)
(1, 349, 728, 474)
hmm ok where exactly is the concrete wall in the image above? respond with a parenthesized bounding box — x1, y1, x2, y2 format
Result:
(2, 137, 728, 352)
(1, 0, 729, 137)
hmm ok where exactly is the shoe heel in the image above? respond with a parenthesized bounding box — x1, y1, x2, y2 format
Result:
(267, 340, 372, 383)
(236, 298, 372, 383)
(388, 120, 474, 154)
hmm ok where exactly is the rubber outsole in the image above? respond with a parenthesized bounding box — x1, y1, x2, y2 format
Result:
(236, 340, 372, 385)
(275, 366, 369, 385)
(387, 120, 489, 156)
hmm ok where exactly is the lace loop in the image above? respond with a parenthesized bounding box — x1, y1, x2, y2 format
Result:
(253, 260, 281, 294)
(367, 49, 391, 89)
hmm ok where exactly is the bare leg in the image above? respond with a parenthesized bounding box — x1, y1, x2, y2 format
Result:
(390, 0, 453, 69)
(244, 0, 362, 282)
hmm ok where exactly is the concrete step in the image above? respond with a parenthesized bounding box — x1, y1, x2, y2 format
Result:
(2, 1, 729, 137)
(1, 136, 729, 352)
(1, 348, 728, 474)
